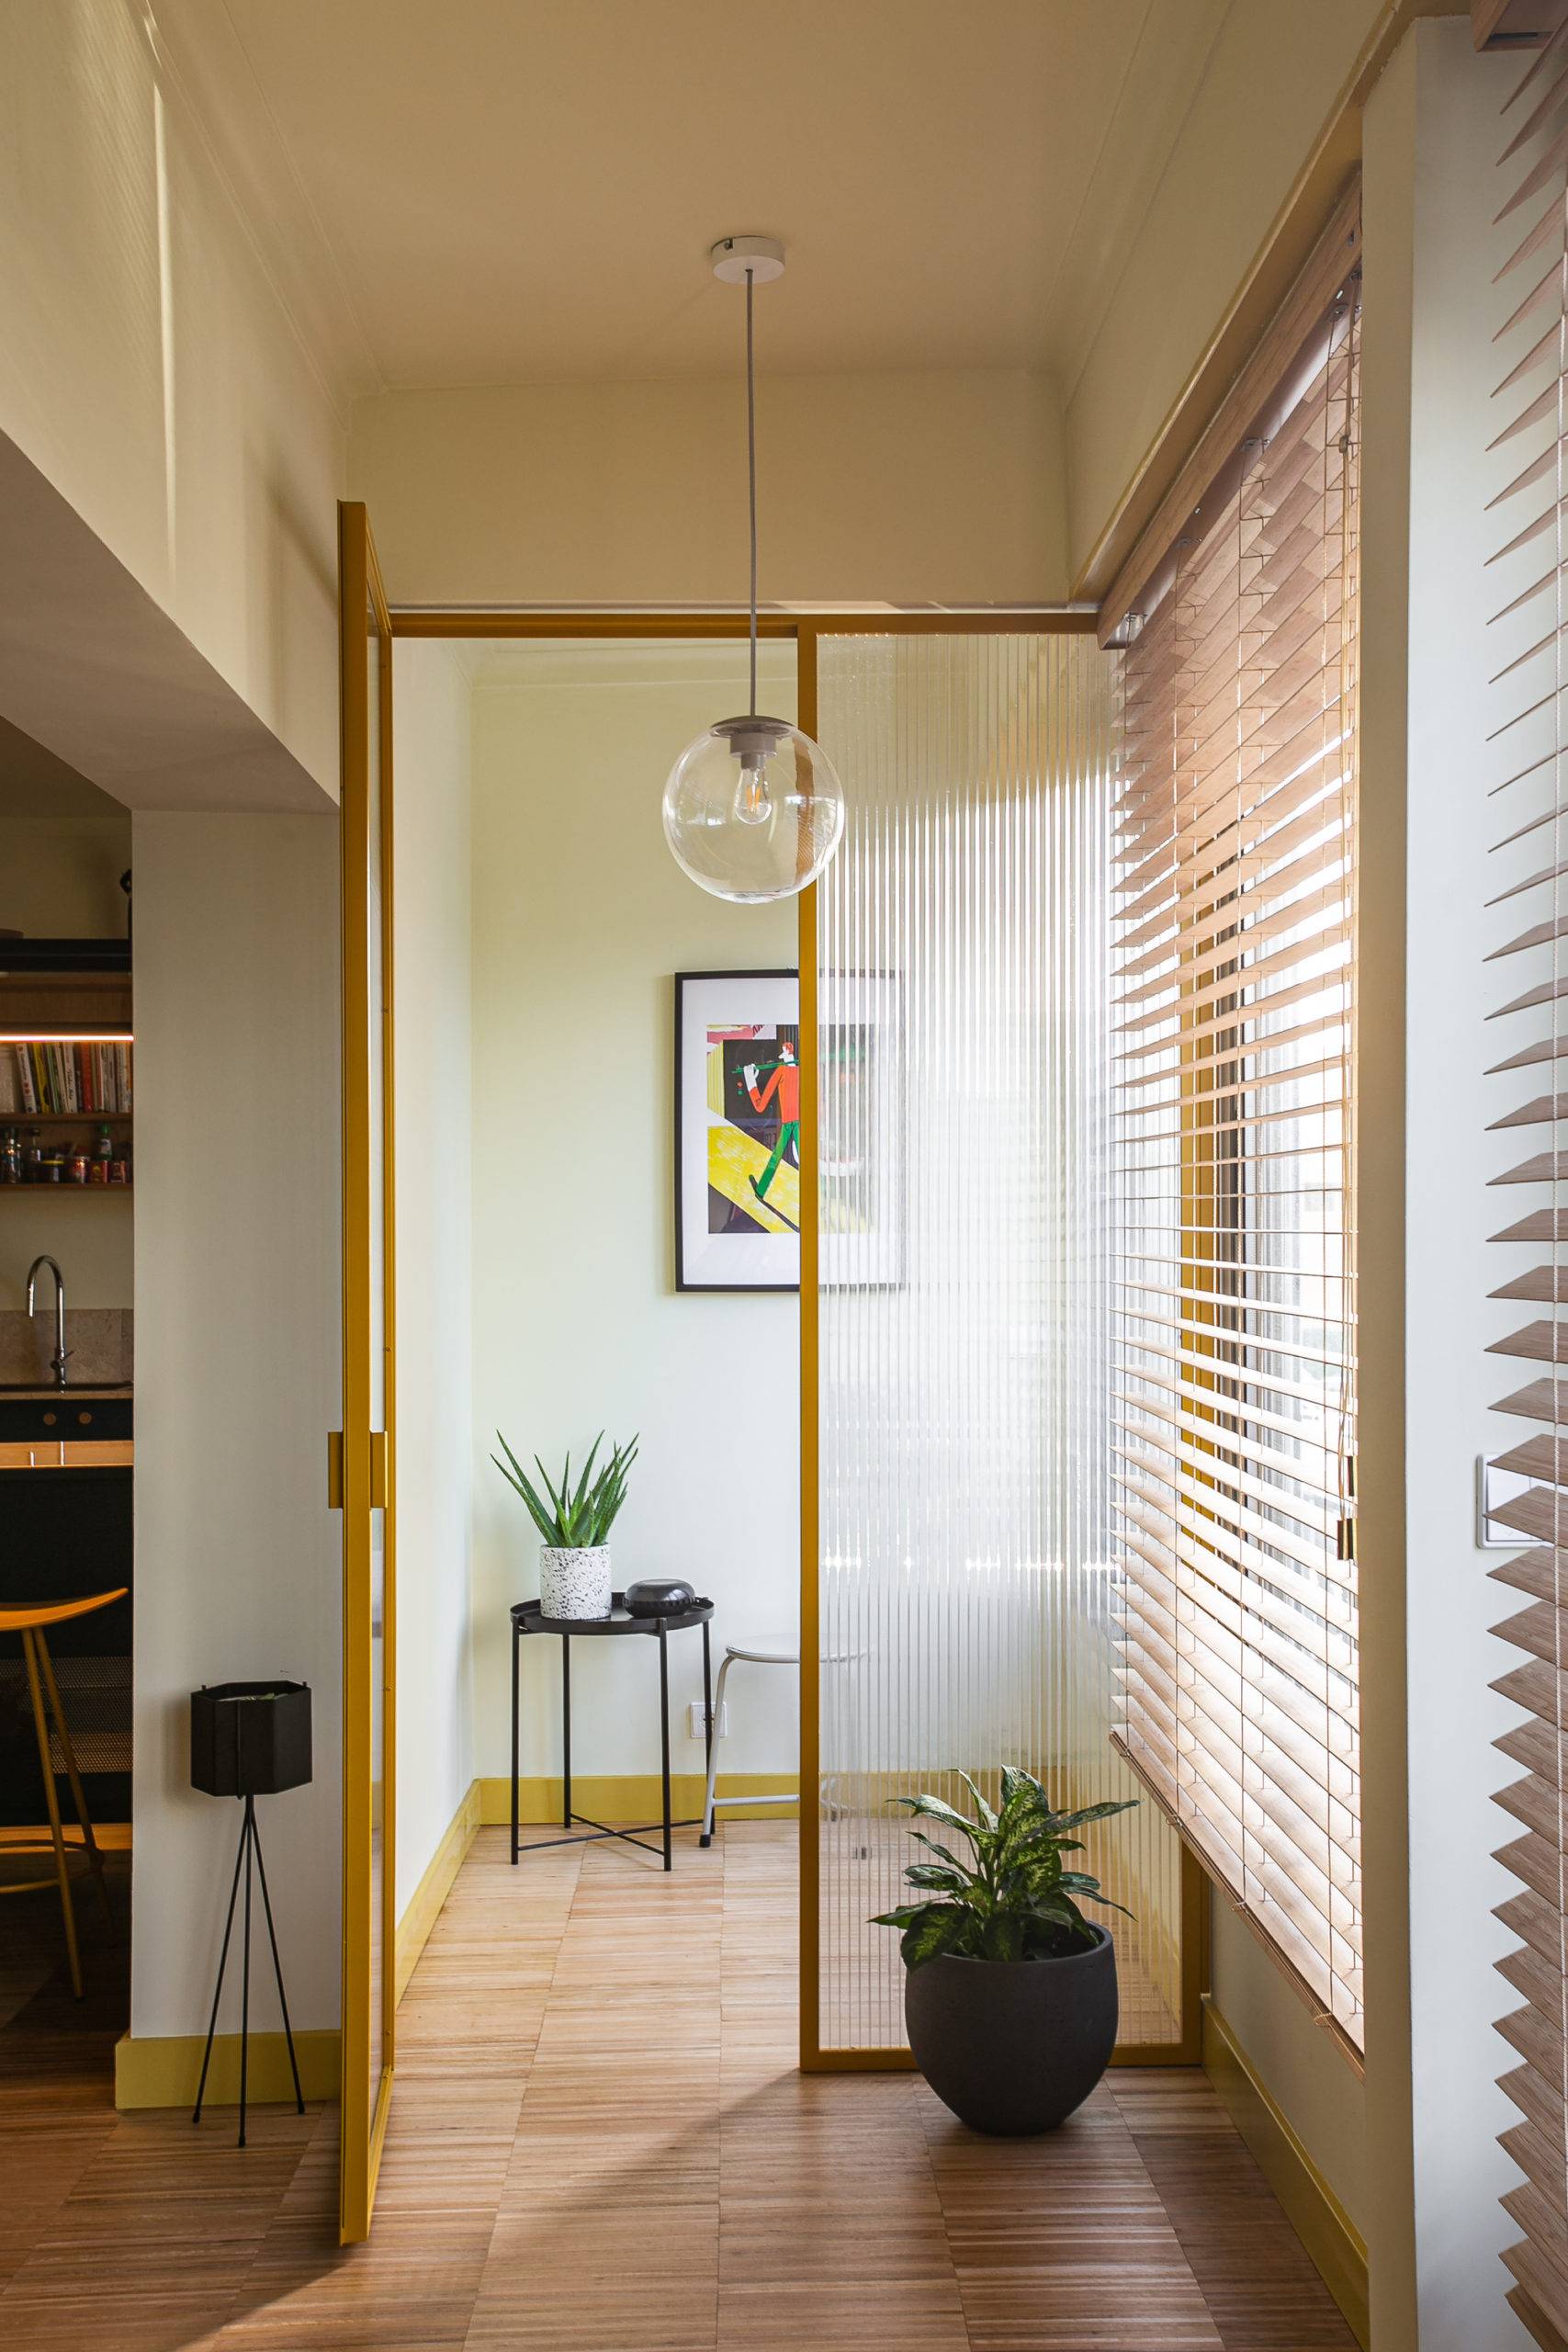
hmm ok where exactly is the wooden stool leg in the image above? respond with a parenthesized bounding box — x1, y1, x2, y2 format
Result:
(34, 1631, 111, 1925)
(22, 1628, 82, 1999)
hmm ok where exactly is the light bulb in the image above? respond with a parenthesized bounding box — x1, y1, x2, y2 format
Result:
(734, 756, 773, 827)
(663, 714, 846, 903)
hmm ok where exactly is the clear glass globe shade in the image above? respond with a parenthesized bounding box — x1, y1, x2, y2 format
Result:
(662, 715, 846, 903)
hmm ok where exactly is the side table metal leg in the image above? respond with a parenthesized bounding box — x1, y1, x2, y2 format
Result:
(701, 1622, 713, 1840)
(659, 1626, 672, 1871)
(701, 1621, 713, 1766)
(562, 1636, 572, 1830)
(510, 1622, 520, 1866)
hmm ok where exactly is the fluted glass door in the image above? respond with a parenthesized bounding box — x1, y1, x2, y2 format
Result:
(804, 628, 1184, 2061)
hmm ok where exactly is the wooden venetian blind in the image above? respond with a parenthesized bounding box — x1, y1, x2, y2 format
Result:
(1487, 22, 1568, 2348)
(1110, 269, 1362, 2050)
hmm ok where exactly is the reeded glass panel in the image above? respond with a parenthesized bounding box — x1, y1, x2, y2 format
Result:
(814, 632, 1183, 2052)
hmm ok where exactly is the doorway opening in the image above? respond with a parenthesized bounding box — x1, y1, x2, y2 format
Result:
(356, 577, 1197, 2233)
(0, 741, 134, 2095)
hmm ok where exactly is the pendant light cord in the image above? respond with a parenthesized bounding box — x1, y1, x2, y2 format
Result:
(746, 265, 758, 717)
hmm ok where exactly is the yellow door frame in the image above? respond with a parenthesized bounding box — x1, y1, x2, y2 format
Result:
(337, 503, 398, 2243)
(372, 602, 1196, 2090)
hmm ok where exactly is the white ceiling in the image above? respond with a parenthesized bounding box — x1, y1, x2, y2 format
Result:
(166, 0, 1230, 396)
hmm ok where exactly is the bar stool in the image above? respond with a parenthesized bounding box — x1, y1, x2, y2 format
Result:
(0, 1589, 124, 1997)
(700, 1643, 798, 1845)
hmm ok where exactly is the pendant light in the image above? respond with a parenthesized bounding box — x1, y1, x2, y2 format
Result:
(662, 236, 846, 903)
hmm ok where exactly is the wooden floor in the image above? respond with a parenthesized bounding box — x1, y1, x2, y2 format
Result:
(0, 1825, 1355, 2351)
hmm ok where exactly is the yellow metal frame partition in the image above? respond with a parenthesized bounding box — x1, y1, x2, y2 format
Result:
(380, 603, 1199, 2082)
(338, 506, 398, 2242)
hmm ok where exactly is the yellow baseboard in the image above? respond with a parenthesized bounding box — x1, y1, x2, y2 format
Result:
(394, 1780, 481, 2004)
(115, 2027, 341, 2110)
(476, 1771, 798, 1828)
(1201, 1996, 1369, 2348)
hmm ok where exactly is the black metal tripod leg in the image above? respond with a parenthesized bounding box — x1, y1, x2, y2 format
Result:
(239, 1797, 254, 2147)
(511, 1623, 520, 1865)
(193, 1804, 250, 2124)
(250, 1805, 305, 2114)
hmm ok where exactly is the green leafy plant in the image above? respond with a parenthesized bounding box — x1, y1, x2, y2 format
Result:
(871, 1767, 1137, 1969)
(491, 1430, 638, 1547)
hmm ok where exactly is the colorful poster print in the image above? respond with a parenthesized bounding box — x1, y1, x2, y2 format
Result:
(675, 970, 799, 1291)
(706, 1022, 801, 1238)
(674, 969, 900, 1293)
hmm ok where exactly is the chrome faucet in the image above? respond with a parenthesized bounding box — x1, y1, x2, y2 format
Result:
(26, 1255, 69, 1389)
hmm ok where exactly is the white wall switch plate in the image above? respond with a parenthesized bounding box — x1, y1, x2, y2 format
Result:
(689, 1700, 728, 1739)
(1477, 1453, 1531, 1548)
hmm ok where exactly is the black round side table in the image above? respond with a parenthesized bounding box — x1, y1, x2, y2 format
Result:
(509, 1593, 714, 1872)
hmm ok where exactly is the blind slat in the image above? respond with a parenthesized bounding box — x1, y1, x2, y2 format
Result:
(1112, 274, 1361, 2047)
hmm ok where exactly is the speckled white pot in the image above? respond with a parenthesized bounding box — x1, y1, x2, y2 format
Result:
(539, 1544, 612, 1621)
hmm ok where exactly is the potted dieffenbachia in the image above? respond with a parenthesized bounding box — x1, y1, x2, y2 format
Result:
(491, 1431, 637, 1621)
(872, 1767, 1136, 2135)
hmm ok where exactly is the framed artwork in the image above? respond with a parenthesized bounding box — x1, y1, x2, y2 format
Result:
(675, 970, 801, 1292)
(673, 968, 902, 1294)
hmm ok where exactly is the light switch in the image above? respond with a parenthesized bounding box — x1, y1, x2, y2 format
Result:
(1477, 1454, 1532, 1549)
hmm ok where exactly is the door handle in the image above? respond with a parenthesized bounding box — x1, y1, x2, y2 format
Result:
(327, 1430, 388, 1508)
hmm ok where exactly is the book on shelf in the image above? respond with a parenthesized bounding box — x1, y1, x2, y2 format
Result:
(6, 1041, 132, 1118)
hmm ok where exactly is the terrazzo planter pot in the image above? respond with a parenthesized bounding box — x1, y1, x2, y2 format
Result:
(538, 1544, 613, 1622)
(904, 1929, 1118, 2136)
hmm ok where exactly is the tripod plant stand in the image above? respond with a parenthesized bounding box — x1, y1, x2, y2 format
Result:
(188, 1678, 313, 2148)
(192, 1792, 304, 2146)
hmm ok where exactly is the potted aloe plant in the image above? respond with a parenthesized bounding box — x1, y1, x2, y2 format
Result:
(872, 1766, 1136, 2135)
(491, 1430, 637, 1621)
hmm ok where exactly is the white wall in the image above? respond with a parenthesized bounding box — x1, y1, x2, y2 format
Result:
(391, 641, 475, 1908)
(0, 0, 344, 796)
(130, 811, 342, 2036)
(1359, 24, 1531, 2351)
(0, 814, 130, 935)
(470, 641, 798, 1786)
(0, 0, 349, 2058)
(352, 370, 1066, 607)
(1209, 1905, 1366, 2224)
(1063, 0, 1385, 588)
(0, 1197, 133, 1317)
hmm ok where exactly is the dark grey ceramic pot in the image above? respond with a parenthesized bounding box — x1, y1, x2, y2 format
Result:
(904, 1930, 1118, 2136)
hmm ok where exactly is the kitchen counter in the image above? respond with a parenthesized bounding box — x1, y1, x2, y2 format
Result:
(0, 1440, 132, 1469)
(0, 1384, 133, 1399)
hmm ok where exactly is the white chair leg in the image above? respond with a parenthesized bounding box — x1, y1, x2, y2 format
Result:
(700, 1652, 738, 1846)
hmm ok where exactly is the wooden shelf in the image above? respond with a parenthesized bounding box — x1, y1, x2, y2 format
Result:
(0, 1185, 132, 1198)
(4, 1111, 132, 1124)
(0, 972, 131, 1030)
